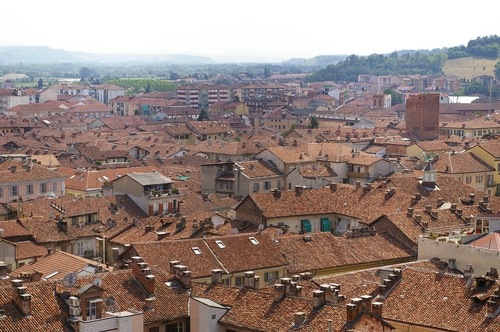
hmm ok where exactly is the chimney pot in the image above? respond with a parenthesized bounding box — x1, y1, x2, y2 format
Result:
(312, 290, 325, 310)
(294, 312, 306, 326)
(274, 284, 286, 302)
(372, 301, 383, 317)
(407, 207, 414, 216)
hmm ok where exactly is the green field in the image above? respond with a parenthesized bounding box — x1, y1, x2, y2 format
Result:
(442, 56, 498, 80)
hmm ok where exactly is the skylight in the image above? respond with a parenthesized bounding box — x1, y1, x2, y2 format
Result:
(192, 247, 202, 255)
(103, 175, 109, 180)
(249, 237, 259, 245)
(215, 240, 226, 249)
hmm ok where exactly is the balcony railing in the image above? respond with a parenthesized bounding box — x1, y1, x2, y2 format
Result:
(145, 189, 180, 198)
(487, 181, 496, 187)
(347, 171, 370, 180)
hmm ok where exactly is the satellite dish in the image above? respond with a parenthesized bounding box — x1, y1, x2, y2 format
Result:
(230, 228, 239, 235)
(277, 228, 283, 236)
(258, 224, 264, 232)
(92, 278, 103, 287)
(63, 272, 77, 288)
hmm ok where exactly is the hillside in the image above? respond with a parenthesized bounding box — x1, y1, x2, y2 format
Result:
(442, 56, 498, 79)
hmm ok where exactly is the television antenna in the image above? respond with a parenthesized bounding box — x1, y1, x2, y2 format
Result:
(63, 272, 77, 289)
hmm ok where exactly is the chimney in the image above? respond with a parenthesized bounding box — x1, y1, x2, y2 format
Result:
(381, 181, 387, 189)
(156, 231, 169, 240)
(407, 207, 414, 216)
(437, 198, 444, 206)
(415, 193, 421, 200)
(211, 269, 223, 284)
(329, 183, 337, 193)
(484, 195, 489, 203)
(272, 188, 281, 198)
(11, 279, 31, 317)
(312, 290, 325, 310)
(346, 303, 358, 322)
(450, 203, 457, 211)
(274, 284, 285, 302)
(295, 185, 304, 195)
(378, 172, 383, 181)
(144, 297, 155, 311)
(11, 165, 17, 173)
(372, 302, 383, 317)
(360, 295, 372, 312)
(192, 224, 199, 235)
(169, 260, 181, 274)
(293, 312, 306, 326)
(351, 297, 363, 315)
(425, 205, 432, 213)
(470, 193, 475, 202)
(355, 181, 361, 189)
(244, 271, 258, 289)
(145, 225, 154, 232)
(431, 211, 438, 219)
(464, 265, 474, 278)
(320, 284, 340, 305)
(456, 208, 463, 217)
(280, 277, 292, 295)
(487, 268, 499, 280)
(411, 196, 417, 205)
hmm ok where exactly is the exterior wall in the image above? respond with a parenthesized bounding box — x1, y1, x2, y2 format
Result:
(468, 147, 500, 195)
(39, 89, 58, 103)
(406, 94, 440, 140)
(247, 176, 285, 195)
(353, 314, 393, 332)
(255, 150, 285, 173)
(235, 198, 263, 225)
(418, 237, 500, 275)
(0, 241, 16, 272)
(0, 178, 66, 203)
(190, 299, 228, 332)
(267, 213, 357, 234)
(77, 310, 143, 332)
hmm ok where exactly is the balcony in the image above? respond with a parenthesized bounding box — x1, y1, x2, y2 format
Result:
(487, 181, 496, 187)
(347, 171, 370, 180)
(144, 188, 180, 199)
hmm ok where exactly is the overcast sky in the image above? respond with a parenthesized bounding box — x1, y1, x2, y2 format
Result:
(1, 1, 498, 62)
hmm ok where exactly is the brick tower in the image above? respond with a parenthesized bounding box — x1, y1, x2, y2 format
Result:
(406, 94, 440, 140)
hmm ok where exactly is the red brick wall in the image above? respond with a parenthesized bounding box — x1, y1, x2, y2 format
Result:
(406, 94, 440, 140)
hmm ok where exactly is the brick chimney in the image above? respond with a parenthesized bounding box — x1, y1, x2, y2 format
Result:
(11, 279, 31, 317)
(320, 284, 341, 305)
(274, 284, 286, 302)
(294, 312, 306, 326)
(464, 265, 474, 278)
(329, 183, 337, 193)
(130, 256, 155, 295)
(60, 220, 68, 232)
(350, 297, 363, 315)
(169, 260, 181, 274)
(272, 188, 281, 199)
(407, 207, 414, 216)
(156, 231, 169, 240)
(280, 277, 292, 295)
(211, 269, 223, 284)
(437, 198, 444, 206)
(470, 193, 475, 202)
(346, 303, 358, 322)
(355, 181, 361, 189)
(244, 271, 257, 289)
(295, 185, 304, 195)
(371, 302, 383, 317)
(425, 205, 432, 213)
(360, 295, 372, 312)
(312, 290, 325, 310)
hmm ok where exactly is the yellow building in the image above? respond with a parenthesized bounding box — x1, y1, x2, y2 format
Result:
(468, 140, 500, 195)
(406, 140, 453, 160)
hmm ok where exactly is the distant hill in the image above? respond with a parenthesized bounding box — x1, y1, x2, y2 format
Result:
(0, 46, 215, 65)
(282, 55, 348, 68)
(442, 56, 498, 79)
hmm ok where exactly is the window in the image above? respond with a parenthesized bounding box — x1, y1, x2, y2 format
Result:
(264, 270, 279, 285)
(235, 276, 244, 286)
(277, 180, 281, 189)
(476, 175, 483, 183)
(264, 181, 271, 190)
(218, 182, 224, 189)
(53, 182, 57, 192)
(222, 278, 230, 285)
(192, 247, 202, 255)
(10, 186, 18, 197)
(249, 237, 259, 245)
(253, 183, 260, 192)
(77, 242, 84, 256)
(86, 300, 97, 320)
(0, 187, 3, 198)
(465, 176, 472, 184)
(26, 184, 33, 195)
(40, 183, 47, 193)
(227, 182, 233, 190)
(165, 322, 183, 332)
(215, 240, 226, 249)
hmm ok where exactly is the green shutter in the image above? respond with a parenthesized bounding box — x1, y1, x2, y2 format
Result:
(301, 220, 311, 233)
(320, 218, 331, 232)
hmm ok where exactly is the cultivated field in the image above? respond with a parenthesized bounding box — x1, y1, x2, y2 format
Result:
(442, 56, 498, 79)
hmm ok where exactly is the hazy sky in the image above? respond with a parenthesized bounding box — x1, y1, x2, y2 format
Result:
(1, 1, 498, 62)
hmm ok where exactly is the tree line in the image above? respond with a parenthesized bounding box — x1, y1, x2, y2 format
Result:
(447, 35, 500, 59)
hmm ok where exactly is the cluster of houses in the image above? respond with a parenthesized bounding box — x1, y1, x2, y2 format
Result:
(1, 74, 500, 331)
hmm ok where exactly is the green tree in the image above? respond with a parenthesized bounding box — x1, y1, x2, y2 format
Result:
(495, 60, 500, 80)
(263, 65, 271, 79)
(281, 123, 297, 136)
(308, 116, 319, 129)
(145, 83, 151, 94)
(198, 109, 209, 121)
(37, 78, 43, 89)
(383, 88, 403, 106)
